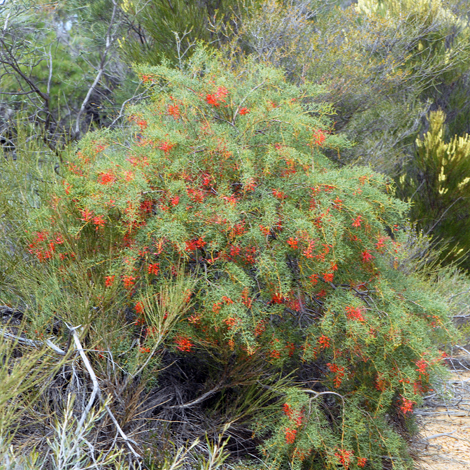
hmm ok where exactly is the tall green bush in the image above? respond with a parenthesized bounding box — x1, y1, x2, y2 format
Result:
(398, 110, 470, 265)
(21, 50, 454, 469)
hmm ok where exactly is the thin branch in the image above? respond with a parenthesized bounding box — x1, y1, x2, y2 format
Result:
(109, 91, 150, 129)
(168, 381, 224, 409)
(74, 0, 118, 138)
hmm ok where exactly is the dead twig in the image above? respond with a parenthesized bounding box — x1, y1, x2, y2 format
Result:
(67, 323, 142, 460)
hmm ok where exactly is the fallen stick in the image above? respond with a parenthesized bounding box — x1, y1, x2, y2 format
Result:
(414, 410, 470, 416)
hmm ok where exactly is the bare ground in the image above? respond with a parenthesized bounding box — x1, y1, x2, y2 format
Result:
(413, 352, 470, 469)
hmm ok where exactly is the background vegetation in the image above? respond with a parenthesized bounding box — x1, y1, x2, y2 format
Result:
(1, 0, 470, 469)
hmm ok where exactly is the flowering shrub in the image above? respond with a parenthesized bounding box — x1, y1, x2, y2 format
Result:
(27, 50, 453, 469)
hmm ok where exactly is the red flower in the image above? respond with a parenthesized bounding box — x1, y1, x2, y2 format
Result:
(283, 403, 293, 417)
(285, 428, 297, 444)
(376, 236, 387, 249)
(318, 334, 330, 349)
(175, 336, 193, 352)
(327, 363, 346, 388)
(148, 263, 159, 275)
(271, 293, 285, 304)
(80, 208, 93, 222)
(361, 250, 374, 263)
(352, 216, 362, 228)
(170, 195, 180, 206)
(287, 237, 298, 249)
(357, 457, 367, 468)
(93, 215, 105, 230)
(259, 225, 270, 236)
(123, 275, 136, 289)
(206, 94, 219, 107)
(98, 172, 115, 185)
(254, 320, 266, 336)
(323, 273, 334, 283)
(224, 317, 238, 330)
(313, 129, 326, 146)
(272, 189, 287, 200)
(316, 289, 327, 298)
(135, 302, 144, 314)
(158, 141, 175, 153)
(137, 120, 147, 131)
(400, 396, 414, 415)
(216, 86, 228, 99)
(333, 197, 343, 209)
(185, 237, 206, 251)
(105, 275, 115, 287)
(335, 449, 352, 469)
(346, 306, 365, 322)
(270, 349, 281, 359)
(309, 273, 319, 285)
(416, 359, 428, 375)
(167, 104, 180, 119)
(239, 107, 250, 115)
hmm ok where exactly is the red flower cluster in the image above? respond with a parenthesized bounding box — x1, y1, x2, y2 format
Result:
(318, 334, 330, 349)
(285, 427, 297, 444)
(335, 449, 352, 469)
(361, 250, 374, 263)
(287, 237, 298, 249)
(272, 189, 287, 200)
(376, 236, 387, 249)
(416, 359, 428, 375)
(80, 208, 93, 222)
(185, 237, 206, 251)
(346, 306, 365, 322)
(175, 336, 193, 352)
(357, 457, 367, 468)
(283, 403, 292, 417)
(271, 293, 285, 304)
(93, 215, 105, 230)
(206, 86, 229, 107)
(167, 104, 180, 119)
(352, 215, 362, 228)
(400, 396, 414, 415)
(158, 141, 175, 153)
(327, 363, 346, 388)
(98, 172, 115, 185)
(313, 129, 326, 146)
(123, 275, 136, 289)
(239, 107, 249, 115)
(224, 317, 239, 330)
(147, 263, 159, 275)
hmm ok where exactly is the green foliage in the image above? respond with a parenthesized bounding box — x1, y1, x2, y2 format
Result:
(225, 0, 470, 174)
(18, 49, 456, 469)
(120, 0, 260, 66)
(398, 110, 470, 266)
(0, 0, 135, 147)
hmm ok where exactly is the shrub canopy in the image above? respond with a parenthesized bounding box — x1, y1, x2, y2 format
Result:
(26, 50, 454, 469)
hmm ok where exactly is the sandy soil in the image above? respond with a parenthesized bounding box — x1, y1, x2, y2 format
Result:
(413, 354, 470, 469)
